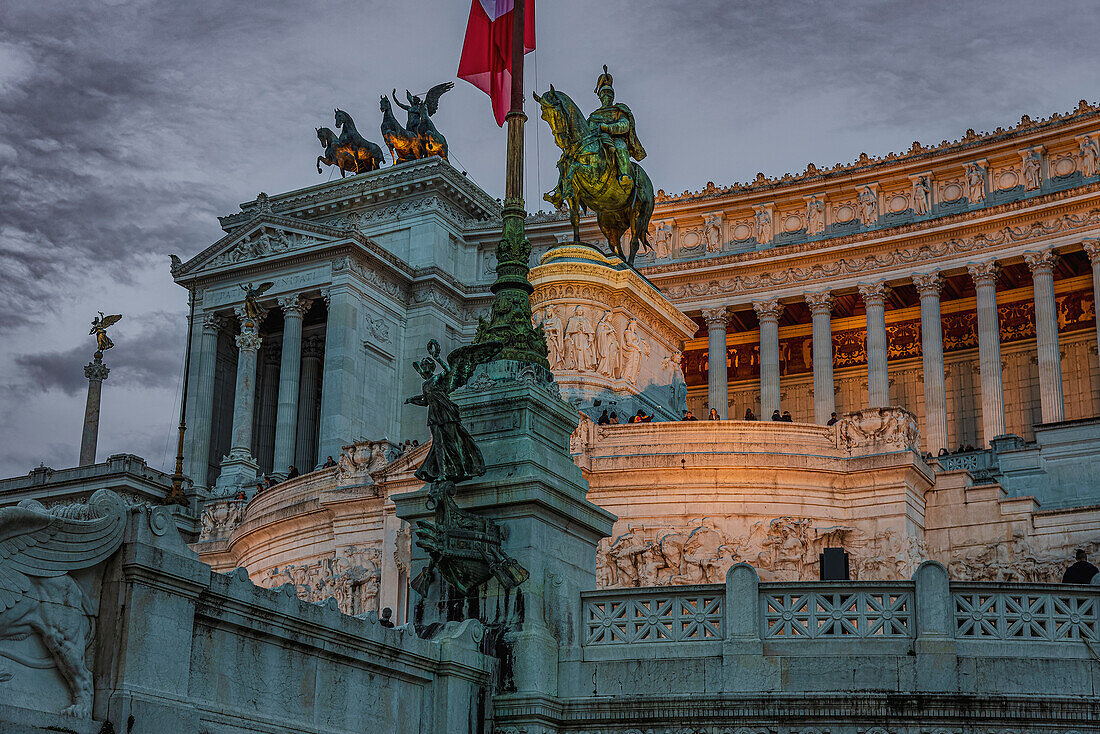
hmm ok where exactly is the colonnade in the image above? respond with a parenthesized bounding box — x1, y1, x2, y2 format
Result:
(186, 293, 324, 491)
(702, 246, 1074, 452)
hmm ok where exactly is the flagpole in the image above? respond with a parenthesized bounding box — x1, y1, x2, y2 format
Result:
(475, 0, 549, 368)
(504, 0, 525, 203)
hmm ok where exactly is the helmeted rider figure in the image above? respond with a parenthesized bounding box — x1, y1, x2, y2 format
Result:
(586, 65, 647, 187)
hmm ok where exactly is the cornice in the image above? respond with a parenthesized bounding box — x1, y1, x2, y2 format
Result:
(218, 158, 500, 232)
(653, 100, 1100, 205)
(655, 187, 1100, 305)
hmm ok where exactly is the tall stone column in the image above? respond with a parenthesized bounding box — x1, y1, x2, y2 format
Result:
(1083, 239, 1100, 366)
(702, 307, 730, 418)
(754, 299, 784, 418)
(805, 291, 835, 424)
(186, 314, 222, 490)
(913, 272, 948, 454)
(255, 343, 281, 474)
(79, 355, 110, 466)
(318, 286, 364, 462)
(273, 296, 310, 478)
(295, 335, 324, 472)
(858, 282, 890, 408)
(213, 310, 263, 495)
(968, 261, 1006, 445)
(1025, 248, 1065, 423)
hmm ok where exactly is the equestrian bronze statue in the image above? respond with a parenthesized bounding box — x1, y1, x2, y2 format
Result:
(534, 66, 655, 265)
(316, 110, 385, 177)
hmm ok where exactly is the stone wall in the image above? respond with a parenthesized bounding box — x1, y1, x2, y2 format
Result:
(0, 491, 490, 733)
(492, 562, 1100, 733)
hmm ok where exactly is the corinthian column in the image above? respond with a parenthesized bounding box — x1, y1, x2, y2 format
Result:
(754, 299, 784, 418)
(273, 296, 311, 478)
(295, 335, 325, 472)
(702, 307, 730, 418)
(805, 291, 834, 424)
(1083, 239, 1100, 368)
(186, 314, 222, 490)
(913, 272, 948, 453)
(968, 261, 1006, 445)
(214, 309, 263, 495)
(1025, 249, 1064, 423)
(858, 282, 890, 407)
(79, 356, 110, 466)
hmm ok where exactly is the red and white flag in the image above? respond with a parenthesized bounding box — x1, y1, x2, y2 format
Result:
(458, 0, 535, 126)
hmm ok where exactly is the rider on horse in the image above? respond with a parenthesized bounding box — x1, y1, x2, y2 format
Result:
(587, 65, 646, 187)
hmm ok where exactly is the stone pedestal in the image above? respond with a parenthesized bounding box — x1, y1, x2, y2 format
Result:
(392, 360, 616, 696)
(529, 244, 697, 421)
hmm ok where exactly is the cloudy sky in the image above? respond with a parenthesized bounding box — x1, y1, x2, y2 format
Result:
(0, 0, 1096, 478)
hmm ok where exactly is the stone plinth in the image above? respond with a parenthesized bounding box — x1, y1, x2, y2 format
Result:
(530, 244, 698, 421)
(392, 360, 616, 696)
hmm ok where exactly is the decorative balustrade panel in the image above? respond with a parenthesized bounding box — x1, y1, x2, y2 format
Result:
(583, 588, 723, 645)
(953, 587, 1099, 641)
(763, 588, 913, 638)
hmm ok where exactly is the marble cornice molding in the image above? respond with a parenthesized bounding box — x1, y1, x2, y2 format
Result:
(219, 158, 500, 231)
(650, 100, 1100, 205)
(657, 201, 1100, 307)
(647, 182, 1100, 283)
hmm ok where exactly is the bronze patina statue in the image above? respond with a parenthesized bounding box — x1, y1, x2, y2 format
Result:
(404, 338, 501, 483)
(239, 282, 273, 323)
(324, 110, 385, 176)
(403, 337, 529, 596)
(534, 66, 655, 265)
(89, 312, 122, 356)
(380, 83, 453, 164)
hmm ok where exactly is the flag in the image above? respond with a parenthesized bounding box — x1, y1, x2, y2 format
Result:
(458, 0, 535, 126)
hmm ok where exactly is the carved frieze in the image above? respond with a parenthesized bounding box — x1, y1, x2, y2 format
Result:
(259, 546, 383, 616)
(209, 227, 319, 268)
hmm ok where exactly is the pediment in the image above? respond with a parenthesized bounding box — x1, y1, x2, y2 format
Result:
(177, 214, 347, 277)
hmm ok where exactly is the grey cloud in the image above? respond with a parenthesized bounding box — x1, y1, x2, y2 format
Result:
(14, 310, 186, 396)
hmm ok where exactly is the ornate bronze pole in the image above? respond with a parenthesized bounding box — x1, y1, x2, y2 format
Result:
(474, 0, 549, 368)
(163, 288, 194, 507)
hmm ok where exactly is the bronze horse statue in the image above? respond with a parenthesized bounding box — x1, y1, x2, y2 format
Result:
(316, 127, 356, 176)
(380, 96, 422, 164)
(326, 109, 385, 176)
(392, 84, 452, 161)
(534, 86, 654, 265)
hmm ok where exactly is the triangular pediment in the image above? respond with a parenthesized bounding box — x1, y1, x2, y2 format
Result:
(176, 213, 347, 277)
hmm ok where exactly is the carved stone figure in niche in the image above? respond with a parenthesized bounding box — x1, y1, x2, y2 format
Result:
(858, 186, 877, 226)
(542, 306, 564, 368)
(912, 176, 931, 215)
(703, 215, 722, 253)
(754, 209, 772, 243)
(0, 490, 127, 718)
(652, 221, 672, 259)
(965, 162, 985, 203)
(1080, 136, 1099, 178)
(595, 311, 620, 377)
(619, 319, 649, 386)
(404, 338, 502, 484)
(1022, 150, 1042, 190)
(806, 197, 825, 236)
(563, 306, 595, 370)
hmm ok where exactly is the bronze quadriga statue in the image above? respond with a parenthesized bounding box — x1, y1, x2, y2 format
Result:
(316, 109, 386, 177)
(381, 83, 453, 164)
